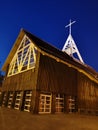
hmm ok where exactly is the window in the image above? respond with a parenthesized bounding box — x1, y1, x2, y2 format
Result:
(14, 91, 22, 110)
(23, 90, 32, 112)
(39, 94, 51, 114)
(7, 91, 13, 108)
(68, 96, 76, 113)
(8, 35, 37, 76)
(2, 92, 7, 107)
(56, 94, 64, 113)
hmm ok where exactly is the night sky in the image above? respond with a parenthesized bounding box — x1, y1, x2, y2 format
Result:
(0, 0, 98, 72)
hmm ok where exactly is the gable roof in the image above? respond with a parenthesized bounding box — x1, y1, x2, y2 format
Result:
(2, 29, 98, 82)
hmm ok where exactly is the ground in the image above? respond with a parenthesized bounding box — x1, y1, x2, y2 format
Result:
(0, 108, 98, 130)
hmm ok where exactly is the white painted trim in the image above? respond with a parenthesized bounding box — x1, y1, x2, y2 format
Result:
(7, 35, 37, 77)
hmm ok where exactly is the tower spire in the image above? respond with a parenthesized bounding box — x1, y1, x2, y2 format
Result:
(62, 20, 84, 63)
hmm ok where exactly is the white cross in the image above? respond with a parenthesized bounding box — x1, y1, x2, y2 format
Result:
(65, 19, 76, 35)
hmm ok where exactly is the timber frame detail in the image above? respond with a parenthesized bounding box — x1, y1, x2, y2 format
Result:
(8, 35, 37, 76)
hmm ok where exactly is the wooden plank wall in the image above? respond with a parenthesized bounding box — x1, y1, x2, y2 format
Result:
(1, 52, 40, 92)
(2, 69, 36, 91)
(77, 72, 98, 114)
(37, 54, 77, 96)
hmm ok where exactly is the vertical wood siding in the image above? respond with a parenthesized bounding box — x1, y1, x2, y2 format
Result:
(77, 72, 98, 113)
(1, 52, 40, 91)
(37, 54, 77, 96)
(1, 50, 98, 114)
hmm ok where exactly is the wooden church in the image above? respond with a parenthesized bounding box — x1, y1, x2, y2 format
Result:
(0, 24, 98, 115)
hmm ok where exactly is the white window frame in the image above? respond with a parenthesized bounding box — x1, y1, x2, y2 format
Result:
(55, 94, 64, 113)
(39, 94, 52, 114)
(8, 35, 37, 77)
(7, 91, 13, 108)
(68, 96, 76, 113)
(24, 90, 32, 112)
(2, 92, 7, 107)
(14, 91, 22, 110)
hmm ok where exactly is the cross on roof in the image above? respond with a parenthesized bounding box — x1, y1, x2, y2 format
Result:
(62, 20, 84, 63)
(65, 19, 76, 35)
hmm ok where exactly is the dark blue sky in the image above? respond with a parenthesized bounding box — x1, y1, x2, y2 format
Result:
(0, 0, 98, 72)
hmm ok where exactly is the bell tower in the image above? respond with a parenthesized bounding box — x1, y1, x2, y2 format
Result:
(62, 20, 84, 63)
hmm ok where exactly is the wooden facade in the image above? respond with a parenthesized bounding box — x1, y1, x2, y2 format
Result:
(0, 29, 98, 115)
